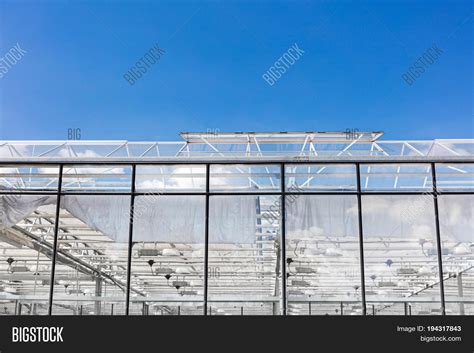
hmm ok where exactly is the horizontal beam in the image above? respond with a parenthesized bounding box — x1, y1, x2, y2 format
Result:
(1, 157, 473, 164)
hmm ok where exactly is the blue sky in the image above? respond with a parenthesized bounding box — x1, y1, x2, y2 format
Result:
(0, 0, 472, 141)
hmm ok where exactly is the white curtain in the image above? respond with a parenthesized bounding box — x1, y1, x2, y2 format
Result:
(209, 196, 257, 244)
(438, 195, 473, 243)
(62, 195, 130, 243)
(286, 195, 358, 239)
(0, 194, 255, 244)
(0, 194, 56, 229)
(3, 194, 470, 244)
(361, 195, 436, 240)
(132, 196, 205, 243)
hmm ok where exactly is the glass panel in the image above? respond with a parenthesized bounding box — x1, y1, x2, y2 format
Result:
(0, 193, 57, 315)
(286, 195, 361, 315)
(367, 303, 405, 315)
(0, 165, 59, 192)
(285, 164, 356, 192)
(130, 195, 205, 315)
(361, 164, 432, 192)
(438, 195, 474, 315)
(288, 302, 354, 315)
(62, 165, 132, 192)
(52, 195, 131, 315)
(435, 163, 474, 191)
(135, 165, 206, 193)
(208, 195, 281, 315)
(362, 195, 441, 315)
(367, 301, 445, 315)
(444, 273, 474, 315)
(210, 165, 280, 193)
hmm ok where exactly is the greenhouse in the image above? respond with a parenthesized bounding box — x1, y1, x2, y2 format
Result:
(0, 131, 472, 316)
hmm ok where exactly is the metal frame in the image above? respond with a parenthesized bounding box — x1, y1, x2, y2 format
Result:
(280, 164, 287, 315)
(356, 163, 367, 315)
(1, 159, 473, 316)
(47, 164, 63, 315)
(431, 162, 446, 316)
(204, 164, 210, 315)
(125, 165, 136, 315)
(1, 133, 472, 161)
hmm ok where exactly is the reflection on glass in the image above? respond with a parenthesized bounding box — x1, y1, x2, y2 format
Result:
(135, 165, 206, 193)
(130, 195, 205, 315)
(435, 164, 474, 191)
(438, 195, 474, 315)
(285, 164, 356, 192)
(0, 194, 57, 315)
(286, 195, 361, 315)
(208, 195, 280, 315)
(0, 165, 59, 192)
(52, 195, 130, 315)
(210, 165, 280, 193)
(360, 164, 432, 192)
(62, 165, 132, 192)
(362, 195, 441, 315)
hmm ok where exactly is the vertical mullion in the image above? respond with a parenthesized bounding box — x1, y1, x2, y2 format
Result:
(280, 163, 287, 316)
(48, 164, 63, 316)
(356, 163, 367, 316)
(204, 163, 210, 315)
(431, 162, 446, 315)
(125, 164, 136, 315)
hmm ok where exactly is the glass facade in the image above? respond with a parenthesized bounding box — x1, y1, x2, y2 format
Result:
(130, 195, 205, 315)
(0, 162, 472, 315)
(362, 195, 440, 315)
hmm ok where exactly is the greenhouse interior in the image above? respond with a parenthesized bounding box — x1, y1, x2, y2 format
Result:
(0, 131, 472, 316)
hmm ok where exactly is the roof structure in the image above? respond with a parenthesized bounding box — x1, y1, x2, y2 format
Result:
(0, 132, 473, 162)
